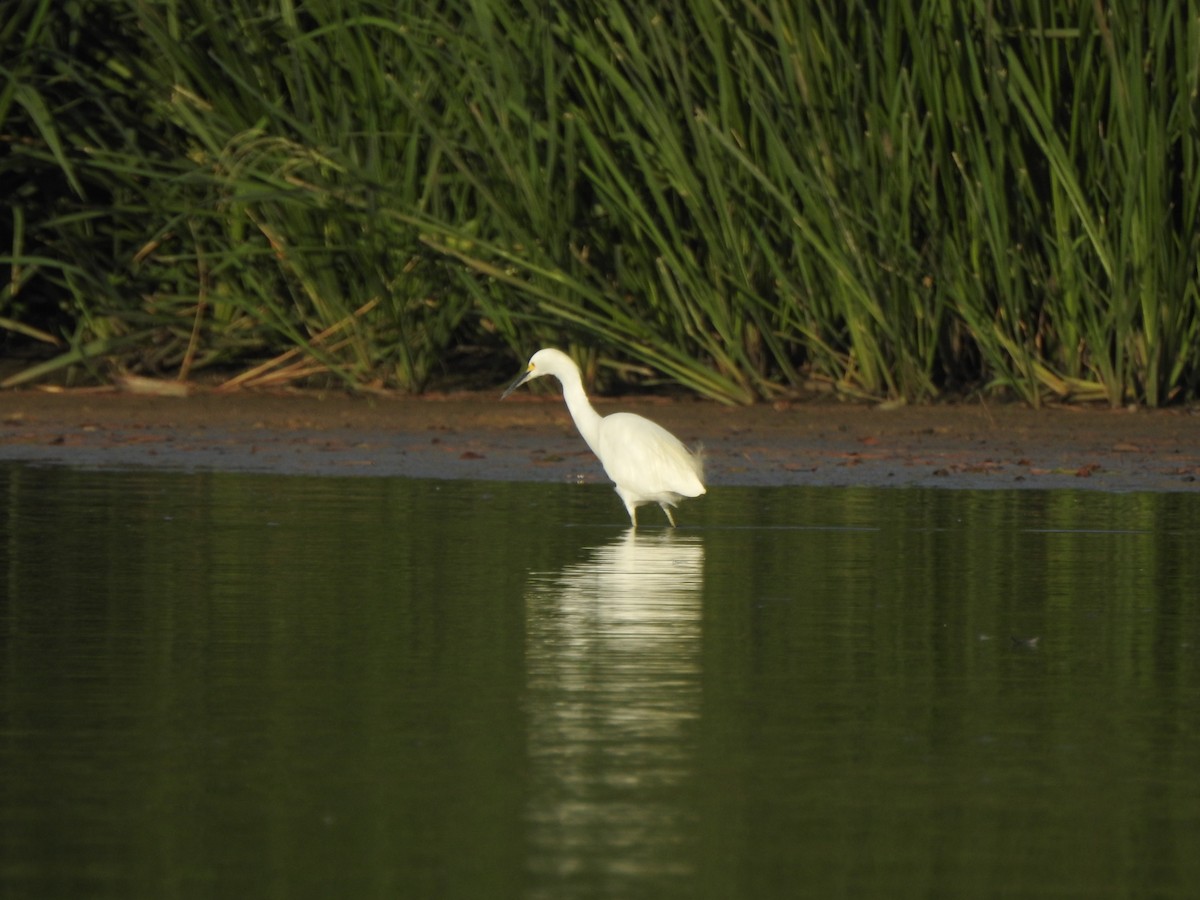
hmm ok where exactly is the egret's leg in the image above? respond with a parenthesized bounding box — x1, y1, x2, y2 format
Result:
(660, 503, 677, 527)
(617, 487, 639, 528)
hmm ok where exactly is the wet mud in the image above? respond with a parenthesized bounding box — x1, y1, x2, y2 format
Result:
(1, 388, 1198, 492)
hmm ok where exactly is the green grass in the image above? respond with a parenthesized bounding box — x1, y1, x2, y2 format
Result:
(2, 0, 1198, 404)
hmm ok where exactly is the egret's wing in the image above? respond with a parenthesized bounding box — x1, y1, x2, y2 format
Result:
(597, 413, 705, 500)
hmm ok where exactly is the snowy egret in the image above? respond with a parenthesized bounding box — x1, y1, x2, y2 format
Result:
(501, 348, 706, 527)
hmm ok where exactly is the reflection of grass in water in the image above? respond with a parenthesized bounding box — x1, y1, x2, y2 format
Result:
(4, 1, 1198, 406)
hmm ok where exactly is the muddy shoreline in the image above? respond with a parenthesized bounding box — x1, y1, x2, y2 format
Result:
(1, 388, 1199, 492)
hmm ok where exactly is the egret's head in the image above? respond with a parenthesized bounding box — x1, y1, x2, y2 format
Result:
(500, 348, 573, 398)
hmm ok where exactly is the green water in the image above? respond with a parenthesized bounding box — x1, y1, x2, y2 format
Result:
(1, 465, 1198, 898)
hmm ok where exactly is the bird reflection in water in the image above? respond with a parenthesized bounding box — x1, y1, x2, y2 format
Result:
(523, 529, 705, 892)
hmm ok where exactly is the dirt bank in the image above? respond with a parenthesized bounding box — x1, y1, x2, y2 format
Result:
(1, 387, 1198, 492)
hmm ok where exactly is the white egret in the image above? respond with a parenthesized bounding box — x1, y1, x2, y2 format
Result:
(501, 348, 706, 527)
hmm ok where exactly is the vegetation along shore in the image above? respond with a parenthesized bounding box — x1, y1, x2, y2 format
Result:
(3, 2, 1198, 406)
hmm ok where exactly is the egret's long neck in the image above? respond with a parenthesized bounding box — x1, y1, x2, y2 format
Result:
(558, 370, 603, 453)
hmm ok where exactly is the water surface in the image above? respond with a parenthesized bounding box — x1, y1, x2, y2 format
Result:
(1, 465, 1198, 897)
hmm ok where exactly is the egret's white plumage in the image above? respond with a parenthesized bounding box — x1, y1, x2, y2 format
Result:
(501, 348, 705, 527)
